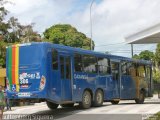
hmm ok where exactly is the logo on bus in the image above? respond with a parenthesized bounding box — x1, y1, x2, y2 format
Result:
(19, 72, 40, 80)
(74, 74, 88, 80)
(19, 72, 41, 87)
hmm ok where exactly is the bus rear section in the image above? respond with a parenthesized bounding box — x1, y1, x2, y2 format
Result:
(6, 43, 47, 103)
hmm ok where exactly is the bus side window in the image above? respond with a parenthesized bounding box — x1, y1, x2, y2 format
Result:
(121, 62, 137, 76)
(98, 58, 110, 75)
(52, 49, 58, 70)
(74, 53, 83, 72)
(83, 55, 97, 73)
(121, 61, 127, 75)
(127, 63, 136, 77)
(137, 64, 145, 78)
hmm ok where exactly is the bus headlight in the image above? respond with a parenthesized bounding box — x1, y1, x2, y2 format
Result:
(39, 75, 46, 90)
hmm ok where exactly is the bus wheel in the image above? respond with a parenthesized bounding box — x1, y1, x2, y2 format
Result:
(135, 90, 145, 104)
(46, 101, 59, 110)
(79, 90, 92, 109)
(60, 103, 74, 108)
(111, 100, 120, 105)
(93, 89, 104, 107)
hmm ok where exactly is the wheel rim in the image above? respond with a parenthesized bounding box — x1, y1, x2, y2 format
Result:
(97, 92, 102, 104)
(84, 93, 90, 105)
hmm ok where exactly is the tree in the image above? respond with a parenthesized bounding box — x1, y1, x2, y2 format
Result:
(0, 1, 10, 42)
(105, 51, 111, 54)
(153, 70, 160, 83)
(43, 24, 94, 50)
(0, 0, 41, 67)
(18, 24, 41, 43)
(155, 43, 160, 67)
(139, 50, 154, 60)
(133, 50, 154, 61)
(0, 41, 6, 67)
(132, 54, 140, 59)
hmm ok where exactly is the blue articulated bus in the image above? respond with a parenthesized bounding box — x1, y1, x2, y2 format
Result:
(6, 42, 153, 109)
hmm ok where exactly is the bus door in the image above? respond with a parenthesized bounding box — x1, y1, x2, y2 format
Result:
(110, 61, 120, 99)
(120, 62, 137, 99)
(60, 55, 72, 101)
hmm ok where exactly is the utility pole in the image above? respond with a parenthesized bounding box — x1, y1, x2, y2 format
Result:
(90, 0, 95, 50)
(131, 44, 133, 58)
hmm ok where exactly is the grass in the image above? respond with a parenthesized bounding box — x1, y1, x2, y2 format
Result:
(147, 112, 160, 120)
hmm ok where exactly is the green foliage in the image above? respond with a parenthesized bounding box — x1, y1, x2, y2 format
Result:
(0, 41, 7, 67)
(132, 54, 140, 59)
(139, 50, 154, 60)
(43, 24, 94, 50)
(133, 50, 154, 60)
(153, 71, 160, 83)
(0, 0, 41, 67)
(0, 6, 8, 21)
(148, 111, 160, 120)
(155, 43, 160, 66)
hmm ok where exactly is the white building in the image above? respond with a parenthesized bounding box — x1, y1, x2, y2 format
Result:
(125, 23, 160, 57)
(126, 23, 160, 44)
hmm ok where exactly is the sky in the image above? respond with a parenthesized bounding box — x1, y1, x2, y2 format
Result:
(5, 0, 160, 57)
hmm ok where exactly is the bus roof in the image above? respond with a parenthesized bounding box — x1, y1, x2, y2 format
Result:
(11, 42, 152, 65)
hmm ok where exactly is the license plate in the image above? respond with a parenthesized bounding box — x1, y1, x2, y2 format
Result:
(18, 92, 31, 97)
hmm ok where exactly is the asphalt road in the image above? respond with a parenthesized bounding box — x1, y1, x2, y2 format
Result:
(3, 95, 160, 120)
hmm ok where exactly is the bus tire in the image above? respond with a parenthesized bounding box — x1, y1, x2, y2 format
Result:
(111, 100, 120, 105)
(60, 103, 74, 108)
(135, 90, 145, 104)
(46, 101, 59, 110)
(93, 89, 104, 107)
(79, 90, 92, 109)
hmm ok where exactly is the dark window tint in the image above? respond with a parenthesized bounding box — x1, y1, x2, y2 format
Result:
(52, 49, 58, 70)
(66, 57, 71, 79)
(60, 57, 65, 79)
(98, 58, 110, 75)
(83, 55, 97, 73)
(74, 54, 83, 72)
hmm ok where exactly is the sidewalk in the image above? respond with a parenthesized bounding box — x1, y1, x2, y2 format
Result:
(145, 94, 159, 100)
